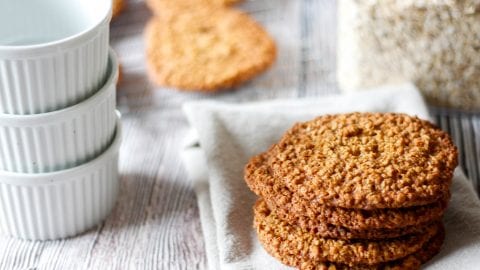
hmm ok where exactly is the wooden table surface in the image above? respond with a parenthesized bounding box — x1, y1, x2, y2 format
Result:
(1, 0, 479, 269)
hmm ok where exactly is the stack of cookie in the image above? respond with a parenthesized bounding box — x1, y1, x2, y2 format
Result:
(144, 0, 276, 92)
(245, 113, 458, 269)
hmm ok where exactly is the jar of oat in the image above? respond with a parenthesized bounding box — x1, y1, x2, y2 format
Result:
(337, 0, 480, 110)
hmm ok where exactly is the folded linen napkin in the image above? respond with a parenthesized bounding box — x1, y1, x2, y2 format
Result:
(182, 84, 480, 270)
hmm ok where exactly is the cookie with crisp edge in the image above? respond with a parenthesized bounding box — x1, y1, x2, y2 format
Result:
(144, 7, 276, 92)
(266, 113, 457, 209)
(256, 209, 445, 270)
(300, 233, 445, 270)
(257, 199, 439, 240)
(112, 0, 125, 19)
(254, 200, 442, 267)
(246, 152, 449, 230)
(146, 0, 243, 16)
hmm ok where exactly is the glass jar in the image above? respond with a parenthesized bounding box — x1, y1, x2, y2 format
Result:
(338, 0, 480, 110)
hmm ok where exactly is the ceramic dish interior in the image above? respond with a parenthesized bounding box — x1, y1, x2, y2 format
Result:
(0, 0, 111, 53)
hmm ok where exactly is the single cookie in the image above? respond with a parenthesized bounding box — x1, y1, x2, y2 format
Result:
(117, 63, 123, 86)
(254, 200, 442, 267)
(112, 0, 125, 19)
(146, 0, 242, 16)
(246, 152, 449, 230)
(286, 225, 444, 270)
(145, 7, 276, 91)
(256, 199, 438, 240)
(266, 113, 457, 209)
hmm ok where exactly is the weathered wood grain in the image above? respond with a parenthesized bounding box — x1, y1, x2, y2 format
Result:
(0, 0, 478, 269)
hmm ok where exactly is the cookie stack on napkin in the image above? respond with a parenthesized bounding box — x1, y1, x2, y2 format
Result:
(245, 113, 458, 269)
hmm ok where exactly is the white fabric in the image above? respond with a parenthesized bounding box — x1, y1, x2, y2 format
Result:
(181, 83, 480, 270)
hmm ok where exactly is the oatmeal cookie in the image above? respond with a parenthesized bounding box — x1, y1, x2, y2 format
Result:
(254, 200, 443, 267)
(112, 0, 125, 19)
(146, 0, 242, 16)
(246, 152, 449, 230)
(257, 199, 439, 240)
(275, 225, 444, 270)
(145, 7, 276, 91)
(262, 113, 457, 209)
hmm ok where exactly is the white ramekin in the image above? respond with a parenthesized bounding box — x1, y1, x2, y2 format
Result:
(0, 0, 112, 115)
(0, 112, 122, 241)
(0, 49, 118, 174)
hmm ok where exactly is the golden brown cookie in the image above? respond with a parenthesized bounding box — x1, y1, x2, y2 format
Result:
(262, 113, 457, 209)
(246, 152, 449, 230)
(112, 0, 125, 19)
(146, 0, 243, 17)
(117, 63, 123, 86)
(254, 200, 443, 268)
(256, 199, 438, 240)
(144, 7, 276, 92)
(282, 225, 444, 270)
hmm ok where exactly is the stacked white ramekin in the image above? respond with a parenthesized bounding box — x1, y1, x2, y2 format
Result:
(0, 0, 121, 240)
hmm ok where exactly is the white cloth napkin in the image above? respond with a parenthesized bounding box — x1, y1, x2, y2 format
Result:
(182, 84, 480, 270)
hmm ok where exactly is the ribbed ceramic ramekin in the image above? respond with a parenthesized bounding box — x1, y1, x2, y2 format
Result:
(0, 49, 118, 173)
(0, 113, 121, 241)
(0, 0, 111, 114)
